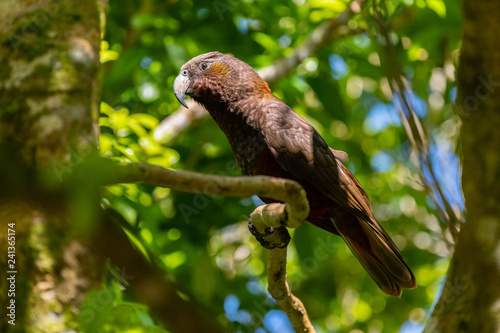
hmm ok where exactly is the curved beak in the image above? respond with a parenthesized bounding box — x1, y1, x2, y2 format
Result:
(173, 74, 191, 109)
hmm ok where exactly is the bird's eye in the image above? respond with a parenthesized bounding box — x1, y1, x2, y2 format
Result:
(199, 62, 209, 70)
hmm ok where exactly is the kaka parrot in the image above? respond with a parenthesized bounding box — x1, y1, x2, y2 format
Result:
(173, 52, 416, 296)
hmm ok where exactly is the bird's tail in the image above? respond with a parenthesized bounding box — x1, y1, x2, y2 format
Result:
(329, 216, 416, 297)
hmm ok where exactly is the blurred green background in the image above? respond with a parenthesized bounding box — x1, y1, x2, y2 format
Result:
(91, 0, 463, 332)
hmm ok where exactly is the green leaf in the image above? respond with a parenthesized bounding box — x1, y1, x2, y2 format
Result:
(252, 32, 278, 52)
(161, 251, 187, 269)
(131, 113, 160, 129)
(426, 0, 446, 18)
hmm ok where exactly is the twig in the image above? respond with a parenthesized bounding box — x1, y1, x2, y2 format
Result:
(154, 0, 367, 143)
(373, 1, 463, 244)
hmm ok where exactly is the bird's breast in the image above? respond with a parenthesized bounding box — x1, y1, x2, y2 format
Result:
(228, 128, 267, 176)
(207, 106, 265, 176)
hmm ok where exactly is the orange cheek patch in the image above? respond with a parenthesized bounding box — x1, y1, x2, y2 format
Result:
(210, 62, 230, 75)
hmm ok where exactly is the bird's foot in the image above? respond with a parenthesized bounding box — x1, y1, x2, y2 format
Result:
(248, 220, 290, 249)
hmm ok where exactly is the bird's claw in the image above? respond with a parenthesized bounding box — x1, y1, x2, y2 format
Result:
(248, 220, 290, 249)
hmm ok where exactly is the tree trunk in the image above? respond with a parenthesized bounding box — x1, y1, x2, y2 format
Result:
(0, 0, 104, 331)
(424, 0, 500, 331)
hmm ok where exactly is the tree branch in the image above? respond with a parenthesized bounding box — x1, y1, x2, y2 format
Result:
(108, 162, 309, 229)
(154, 0, 366, 144)
(105, 161, 314, 330)
(258, 0, 365, 85)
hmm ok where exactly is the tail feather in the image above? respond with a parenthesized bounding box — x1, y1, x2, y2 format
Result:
(329, 216, 416, 297)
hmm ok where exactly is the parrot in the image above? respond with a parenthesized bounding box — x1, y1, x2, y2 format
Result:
(173, 52, 416, 296)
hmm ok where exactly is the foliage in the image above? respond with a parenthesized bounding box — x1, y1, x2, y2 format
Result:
(97, 0, 463, 332)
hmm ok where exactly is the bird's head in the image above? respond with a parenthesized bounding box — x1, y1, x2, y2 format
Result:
(173, 52, 271, 109)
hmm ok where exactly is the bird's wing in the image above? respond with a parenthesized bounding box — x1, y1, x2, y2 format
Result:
(262, 104, 416, 295)
(262, 104, 372, 221)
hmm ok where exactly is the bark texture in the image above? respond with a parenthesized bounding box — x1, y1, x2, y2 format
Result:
(424, 0, 500, 331)
(0, 0, 104, 332)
